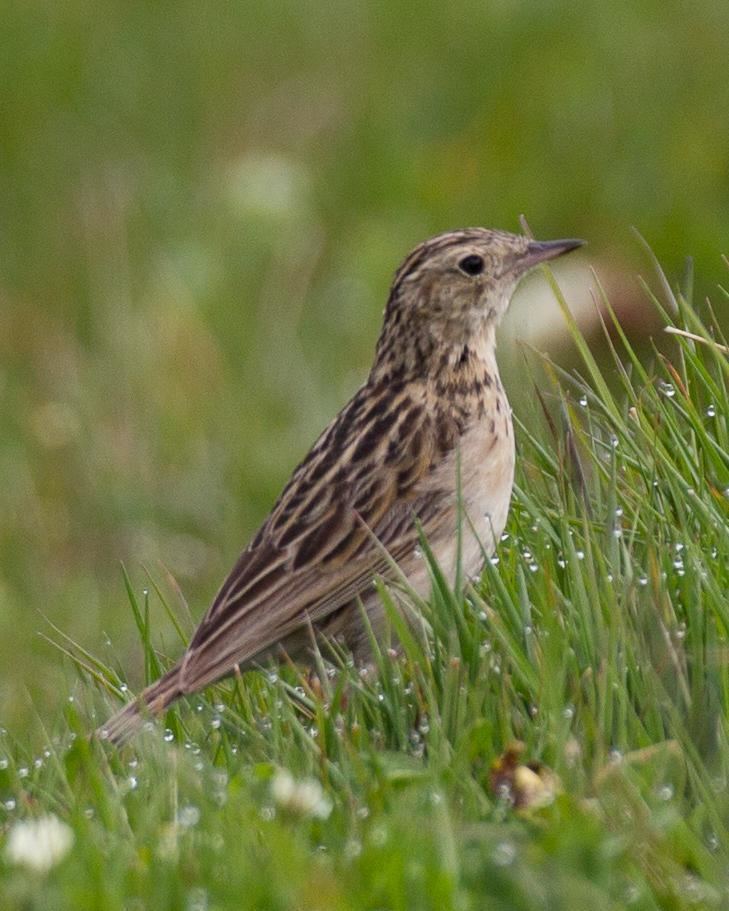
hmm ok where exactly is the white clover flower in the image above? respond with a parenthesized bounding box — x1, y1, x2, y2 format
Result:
(5, 814, 74, 873)
(271, 769, 332, 820)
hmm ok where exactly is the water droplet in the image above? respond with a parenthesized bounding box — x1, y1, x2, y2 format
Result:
(17, 767, 28, 779)
(658, 381, 676, 398)
(127, 776, 138, 790)
(4, 798, 16, 811)
(638, 575, 648, 587)
(163, 729, 175, 743)
(563, 704, 575, 720)
(656, 784, 674, 801)
(578, 394, 588, 408)
(575, 550, 585, 561)
(705, 404, 716, 418)
(413, 547, 423, 560)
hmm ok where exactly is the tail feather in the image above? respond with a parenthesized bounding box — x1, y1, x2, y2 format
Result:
(96, 663, 184, 746)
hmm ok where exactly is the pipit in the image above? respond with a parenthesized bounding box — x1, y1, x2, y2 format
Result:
(99, 227, 583, 743)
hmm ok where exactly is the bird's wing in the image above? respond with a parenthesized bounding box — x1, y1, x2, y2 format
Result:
(179, 383, 455, 692)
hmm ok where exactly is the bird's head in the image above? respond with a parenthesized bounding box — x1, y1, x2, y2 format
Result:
(374, 228, 584, 376)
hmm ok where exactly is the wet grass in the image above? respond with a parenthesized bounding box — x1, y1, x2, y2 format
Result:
(1, 267, 728, 909)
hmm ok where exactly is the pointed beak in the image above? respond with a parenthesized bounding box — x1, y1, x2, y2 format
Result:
(521, 237, 586, 270)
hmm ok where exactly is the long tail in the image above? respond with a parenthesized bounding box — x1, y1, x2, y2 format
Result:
(96, 663, 184, 746)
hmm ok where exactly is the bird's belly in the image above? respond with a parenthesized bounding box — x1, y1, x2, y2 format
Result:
(427, 420, 515, 587)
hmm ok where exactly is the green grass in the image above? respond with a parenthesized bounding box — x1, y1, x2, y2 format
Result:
(1, 266, 727, 909)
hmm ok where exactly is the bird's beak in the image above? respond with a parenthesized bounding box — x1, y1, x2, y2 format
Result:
(520, 237, 586, 270)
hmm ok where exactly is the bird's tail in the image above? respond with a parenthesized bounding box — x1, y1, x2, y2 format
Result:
(96, 662, 184, 746)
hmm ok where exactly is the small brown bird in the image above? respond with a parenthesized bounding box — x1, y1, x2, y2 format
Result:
(99, 227, 583, 743)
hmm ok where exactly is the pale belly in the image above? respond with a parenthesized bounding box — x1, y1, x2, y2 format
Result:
(377, 417, 516, 612)
(432, 419, 515, 584)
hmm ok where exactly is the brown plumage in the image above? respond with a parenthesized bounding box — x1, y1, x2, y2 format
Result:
(98, 227, 583, 743)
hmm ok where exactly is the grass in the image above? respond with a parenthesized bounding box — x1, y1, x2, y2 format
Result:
(0, 262, 727, 909)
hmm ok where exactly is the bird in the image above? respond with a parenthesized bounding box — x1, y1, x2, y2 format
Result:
(98, 227, 584, 743)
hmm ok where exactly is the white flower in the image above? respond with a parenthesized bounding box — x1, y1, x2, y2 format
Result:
(271, 769, 332, 819)
(5, 814, 74, 873)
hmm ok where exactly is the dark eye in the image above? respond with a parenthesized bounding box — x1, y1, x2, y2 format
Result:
(458, 254, 484, 276)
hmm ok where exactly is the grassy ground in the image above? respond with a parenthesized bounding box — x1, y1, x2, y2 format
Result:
(1, 265, 727, 909)
(3, 4, 729, 906)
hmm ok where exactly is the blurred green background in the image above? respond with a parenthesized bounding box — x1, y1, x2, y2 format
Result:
(2, 0, 728, 729)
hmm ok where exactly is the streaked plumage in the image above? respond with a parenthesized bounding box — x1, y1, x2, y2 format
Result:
(99, 227, 583, 743)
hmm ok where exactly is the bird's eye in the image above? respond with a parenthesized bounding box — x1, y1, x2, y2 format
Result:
(458, 254, 485, 276)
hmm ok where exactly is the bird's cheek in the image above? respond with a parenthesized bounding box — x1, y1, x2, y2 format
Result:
(490, 286, 517, 323)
